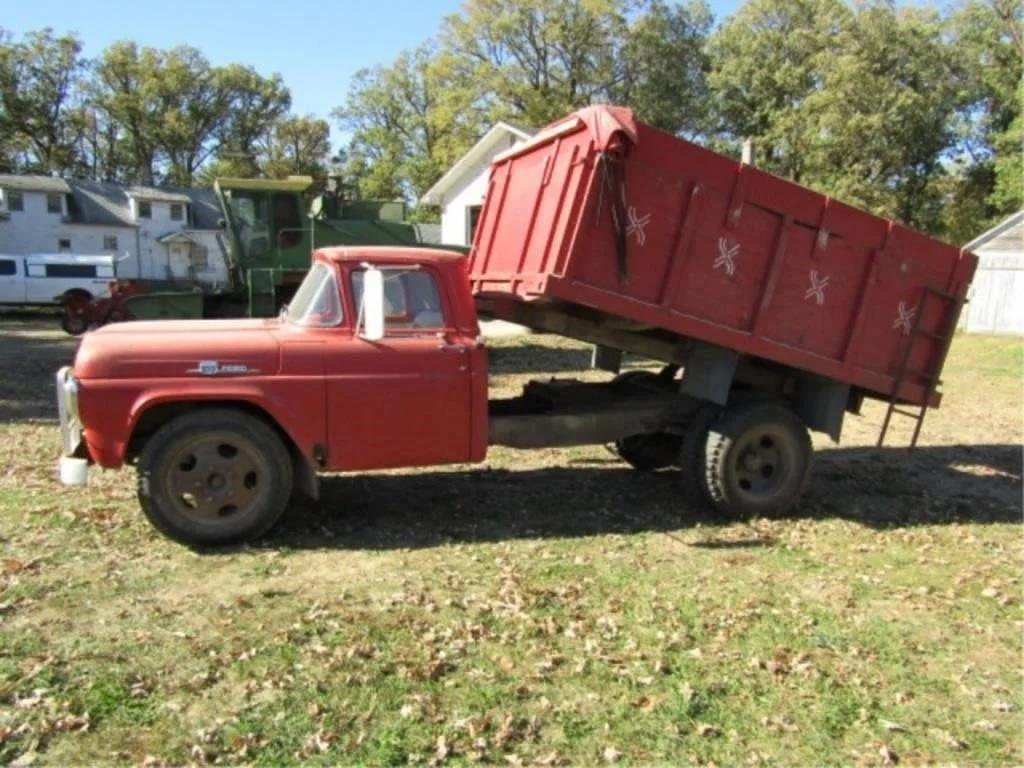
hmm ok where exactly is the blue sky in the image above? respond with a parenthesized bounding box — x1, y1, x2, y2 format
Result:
(3, 0, 747, 125)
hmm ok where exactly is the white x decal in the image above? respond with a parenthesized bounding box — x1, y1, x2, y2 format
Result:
(714, 237, 740, 276)
(804, 270, 830, 305)
(625, 206, 652, 246)
(893, 300, 916, 335)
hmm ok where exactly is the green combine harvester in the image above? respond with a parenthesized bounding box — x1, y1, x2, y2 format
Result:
(74, 176, 453, 327)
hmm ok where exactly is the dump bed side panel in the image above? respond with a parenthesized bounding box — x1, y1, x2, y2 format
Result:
(469, 108, 977, 407)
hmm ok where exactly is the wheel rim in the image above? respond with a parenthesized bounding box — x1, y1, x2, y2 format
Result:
(163, 431, 272, 523)
(63, 313, 87, 333)
(728, 424, 798, 502)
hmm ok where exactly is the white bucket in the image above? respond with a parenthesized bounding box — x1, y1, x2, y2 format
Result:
(59, 456, 89, 486)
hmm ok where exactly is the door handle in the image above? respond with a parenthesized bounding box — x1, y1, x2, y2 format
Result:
(438, 343, 466, 353)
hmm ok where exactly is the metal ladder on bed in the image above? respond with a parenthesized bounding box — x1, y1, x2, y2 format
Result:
(877, 286, 966, 449)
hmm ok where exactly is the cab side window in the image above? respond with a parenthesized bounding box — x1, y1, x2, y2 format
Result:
(351, 268, 446, 332)
(0, 259, 15, 276)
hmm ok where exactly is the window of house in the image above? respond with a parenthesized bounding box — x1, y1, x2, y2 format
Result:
(350, 268, 446, 332)
(103, 235, 118, 251)
(137, 201, 152, 219)
(190, 246, 209, 271)
(467, 205, 482, 244)
(58, 238, 71, 253)
(170, 203, 184, 221)
(46, 263, 96, 278)
(0, 259, 16, 276)
(7, 191, 23, 212)
(47, 193, 62, 214)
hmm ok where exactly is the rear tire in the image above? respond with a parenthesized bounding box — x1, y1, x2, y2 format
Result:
(703, 402, 812, 517)
(612, 369, 681, 471)
(137, 409, 293, 547)
(677, 403, 722, 506)
(615, 432, 682, 471)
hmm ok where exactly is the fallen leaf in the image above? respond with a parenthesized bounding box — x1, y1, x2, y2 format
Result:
(879, 744, 899, 765)
(930, 729, 967, 750)
(433, 734, 450, 764)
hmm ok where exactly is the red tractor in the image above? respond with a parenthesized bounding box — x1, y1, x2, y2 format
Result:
(60, 280, 145, 335)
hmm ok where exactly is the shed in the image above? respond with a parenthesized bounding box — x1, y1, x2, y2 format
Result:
(960, 212, 1024, 335)
(420, 122, 533, 246)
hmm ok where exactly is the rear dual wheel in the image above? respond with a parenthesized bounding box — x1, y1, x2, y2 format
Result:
(137, 409, 293, 547)
(692, 402, 813, 517)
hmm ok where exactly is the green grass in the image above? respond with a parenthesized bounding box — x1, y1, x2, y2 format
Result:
(0, 329, 1020, 765)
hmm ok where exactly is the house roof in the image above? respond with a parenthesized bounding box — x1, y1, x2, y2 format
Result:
(965, 211, 1024, 252)
(126, 186, 193, 203)
(0, 173, 222, 230)
(420, 122, 534, 205)
(0, 174, 71, 193)
(66, 179, 136, 227)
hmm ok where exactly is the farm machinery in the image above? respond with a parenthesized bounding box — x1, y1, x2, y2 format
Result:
(62, 175, 446, 332)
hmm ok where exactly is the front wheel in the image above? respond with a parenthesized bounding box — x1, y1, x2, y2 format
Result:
(137, 409, 294, 546)
(60, 307, 88, 336)
(703, 402, 812, 517)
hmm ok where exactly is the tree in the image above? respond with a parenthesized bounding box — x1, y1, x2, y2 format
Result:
(441, 0, 711, 131)
(66, 103, 129, 181)
(708, 0, 967, 233)
(707, 0, 851, 182)
(0, 28, 85, 173)
(260, 115, 331, 179)
(335, 43, 484, 200)
(337, 1, 712, 205)
(92, 42, 166, 184)
(153, 46, 232, 186)
(93, 41, 293, 186)
(611, 0, 713, 136)
(211, 65, 291, 178)
(942, 0, 1023, 241)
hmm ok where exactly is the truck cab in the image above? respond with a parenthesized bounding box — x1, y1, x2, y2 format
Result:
(58, 247, 487, 545)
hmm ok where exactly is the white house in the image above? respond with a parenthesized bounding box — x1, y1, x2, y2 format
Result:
(420, 122, 533, 247)
(0, 174, 230, 288)
(960, 211, 1024, 336)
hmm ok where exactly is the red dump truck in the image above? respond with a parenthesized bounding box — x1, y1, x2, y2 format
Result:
(56, 106, 976, 546)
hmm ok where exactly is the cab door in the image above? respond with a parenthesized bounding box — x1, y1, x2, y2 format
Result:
(323, 264, 475, 471)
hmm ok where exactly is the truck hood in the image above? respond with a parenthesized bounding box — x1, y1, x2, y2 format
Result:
(74, 318, 282, 380)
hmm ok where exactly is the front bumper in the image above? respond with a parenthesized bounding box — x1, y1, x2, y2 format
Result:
(55, 366, 88, 486)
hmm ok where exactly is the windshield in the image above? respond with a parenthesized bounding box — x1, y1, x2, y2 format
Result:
(286, 262, 343, 327)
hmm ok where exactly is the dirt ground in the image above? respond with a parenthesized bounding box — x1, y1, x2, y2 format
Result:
(0, 314, 1020, 766)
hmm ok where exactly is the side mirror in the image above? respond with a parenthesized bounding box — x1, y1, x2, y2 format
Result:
(360, 266, 385, 341)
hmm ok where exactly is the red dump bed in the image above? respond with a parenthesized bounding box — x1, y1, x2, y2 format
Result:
(468, 106, 977, 406)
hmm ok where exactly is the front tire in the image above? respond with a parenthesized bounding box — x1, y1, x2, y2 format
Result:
(703, 402, 812, 517)
(137, 409, 293, 546)
(60, 308, 88, 336)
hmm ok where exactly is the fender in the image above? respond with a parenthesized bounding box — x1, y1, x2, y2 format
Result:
(80, 376, 326, 469)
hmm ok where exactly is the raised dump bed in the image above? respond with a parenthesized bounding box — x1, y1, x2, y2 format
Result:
(469, 106, 977, 420)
